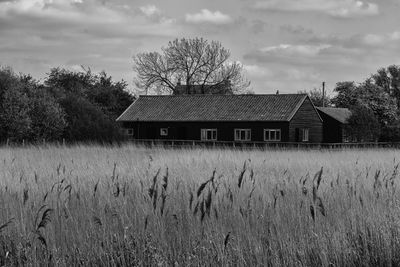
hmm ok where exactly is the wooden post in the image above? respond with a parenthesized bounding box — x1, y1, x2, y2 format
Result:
(22, 139, 25, 147)
(6, 138, 9, 147)
(62, 138, 66, 146)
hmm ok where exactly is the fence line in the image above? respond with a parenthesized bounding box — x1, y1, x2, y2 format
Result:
(128, 139, 400, 150)
(1, 138, 400, 149)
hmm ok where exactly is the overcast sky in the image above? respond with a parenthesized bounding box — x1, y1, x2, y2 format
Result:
(0, 0, 399, 94)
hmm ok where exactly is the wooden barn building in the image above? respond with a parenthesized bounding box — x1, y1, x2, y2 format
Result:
(117, 94, 323, 143)
(316, 107, 352, 143)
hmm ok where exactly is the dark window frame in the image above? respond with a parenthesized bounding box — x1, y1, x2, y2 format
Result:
(126, 128, 134, 136)
(234, 129, 251, 141)
(160, 128, 168, 136)
(201, 129, 217, 141)
(264, 129, 281, 141)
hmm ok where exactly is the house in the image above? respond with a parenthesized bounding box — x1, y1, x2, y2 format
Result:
(316, 107, 352, 143)
(117, 94, 323, 143)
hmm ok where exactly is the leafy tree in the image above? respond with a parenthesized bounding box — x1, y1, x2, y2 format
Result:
(331, 81, 359, 108)
(360, 80, 397, 126)
(133, 37, 250, 95)
(85, 71, 134, 119)
(380, 121, 400, 142)
(0, 67, 19, 101)
(45, 67, 96, 97)
(60, 95, 121, 142)
(346, 105, 381, 142)
(298, 88, 331, 107)
(0, 84, 31, 141)
(371, 65, 400, 108)
(45, 68, 134, 119)
(332, 80, 397, 126)
(44, 68, 134, 142)
(0, 67, 66, 142)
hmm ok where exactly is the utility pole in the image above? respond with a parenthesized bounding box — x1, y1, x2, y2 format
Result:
(322, 82, 325, 107)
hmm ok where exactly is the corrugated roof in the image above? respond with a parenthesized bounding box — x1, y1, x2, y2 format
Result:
(117, 94, 308, 122)
(317, 107, 352, 124)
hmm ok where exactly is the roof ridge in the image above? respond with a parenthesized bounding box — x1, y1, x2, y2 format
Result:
(317, 107, 350, 110)
(139, 93, 307, 97)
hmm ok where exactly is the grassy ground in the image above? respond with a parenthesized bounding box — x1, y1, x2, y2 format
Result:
(0, 145, 400, 266)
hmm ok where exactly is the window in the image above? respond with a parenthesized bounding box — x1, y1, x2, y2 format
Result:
(126, 128, 134, 136)
(264, 129, 281, 141)
(234, 129, 251, 141)
(201, 129, 217, 141)
(302, 128, 309, 142)
(160, 128, 168, 136)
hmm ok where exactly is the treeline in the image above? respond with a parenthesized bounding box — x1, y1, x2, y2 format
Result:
(0, 66, 134, 144)
(305, 65, 400, 142)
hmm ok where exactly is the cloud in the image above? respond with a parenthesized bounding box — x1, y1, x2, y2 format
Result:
(0, 0, 181, 88)
(185, 9, 233, 24)
(309, 31, 400, 48)
(0, 0, 179, 39)
(362, 34, 385, 45)
(243, 42, 364, 71)
(244, 63, 320, 82)
(243, 29, 400, 93)
(138, 4, 174, 24)
(243, 64, 273, 77)
(390, 32, 400, 41)
(241, 62, 322, 93)
(280, 25, 314, 35)
(253, 0, 379, 17)
(139, 5, 161, 17)
(250, 19, 268, 34)
(259, 44, 331, 57)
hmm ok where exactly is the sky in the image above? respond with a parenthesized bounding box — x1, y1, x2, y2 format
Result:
(0, 0, 399, 95)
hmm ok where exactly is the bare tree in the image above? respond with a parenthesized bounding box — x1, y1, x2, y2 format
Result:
(133, 38, 250, 95)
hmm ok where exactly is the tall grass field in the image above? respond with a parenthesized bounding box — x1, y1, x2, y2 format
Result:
(0, 145, 400, 266)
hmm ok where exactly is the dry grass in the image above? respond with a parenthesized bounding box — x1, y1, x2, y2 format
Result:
(0, 144, 400, 266)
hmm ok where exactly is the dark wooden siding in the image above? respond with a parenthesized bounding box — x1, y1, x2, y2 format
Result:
(122, 121, 290, 142)
(317, 111, 345, 143)
(289, 97, 323, 143)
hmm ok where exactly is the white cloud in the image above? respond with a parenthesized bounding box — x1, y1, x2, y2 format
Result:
(139, 5, 161, 17)
(253, 0, 379, 17)
(0, 0, 83, 13)
(185, 9, 233, 24)
(243, 64, 273, 77)
(356, 32, 400, 46)
(260, 44, 331, 57)
(390, 32, 400, 40)
(362, 34, 385, 45)
(0, 0, 178, 37)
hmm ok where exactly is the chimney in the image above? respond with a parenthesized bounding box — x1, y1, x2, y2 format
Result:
(276, 90, 279, 95)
